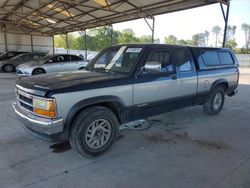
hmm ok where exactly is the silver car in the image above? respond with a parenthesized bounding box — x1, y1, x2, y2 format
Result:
(16, 54, 89, 76)
(0, 52, 46, 72)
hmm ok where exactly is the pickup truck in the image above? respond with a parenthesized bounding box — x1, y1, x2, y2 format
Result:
(13, 44, 239, 157)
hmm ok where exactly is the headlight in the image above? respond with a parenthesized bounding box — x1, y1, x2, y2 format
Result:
(33, 97, 56, 118)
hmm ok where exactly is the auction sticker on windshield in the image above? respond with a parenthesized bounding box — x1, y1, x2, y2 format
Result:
(126, 48, 142, 53)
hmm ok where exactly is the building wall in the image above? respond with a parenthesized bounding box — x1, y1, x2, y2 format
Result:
(0, 32, 53, 54)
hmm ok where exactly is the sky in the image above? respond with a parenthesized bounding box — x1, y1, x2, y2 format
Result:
(112, 0, 250, 47)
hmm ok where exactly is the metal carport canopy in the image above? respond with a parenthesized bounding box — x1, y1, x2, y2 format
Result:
(0, 0, 229, 36)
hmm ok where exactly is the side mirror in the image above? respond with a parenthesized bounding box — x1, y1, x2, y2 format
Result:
(136, 66, 148, 77)
(48, 59, 53, 63)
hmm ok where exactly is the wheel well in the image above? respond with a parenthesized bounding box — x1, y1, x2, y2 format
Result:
(70, 102, 123, 129)
(32, 68, 46, 75)
(212, 82, 229, 92)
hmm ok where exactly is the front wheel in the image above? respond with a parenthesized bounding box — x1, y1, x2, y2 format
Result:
(32, 68, 45, 75)
(3, 64, 15, 72)
(203, 86, 225, 115)
(69, 106, 118, 158)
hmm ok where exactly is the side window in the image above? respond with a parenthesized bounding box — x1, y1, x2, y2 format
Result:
(201, 51, 220, 66)
(71, 55, 83, 61)
(145, 51, 173, 73)
(33, 54, 44, 59)
(49, 55, 64, 63)
(175, 47, 192, 72)
(62, 55, 71, 62)
(218, 52, 234, 65)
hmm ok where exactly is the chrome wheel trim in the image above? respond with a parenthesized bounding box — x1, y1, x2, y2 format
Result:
(213, 93, 222, 110)
(85, 119, 112, 150)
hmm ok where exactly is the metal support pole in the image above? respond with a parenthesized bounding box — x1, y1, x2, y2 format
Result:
(4, 30, 7, 52)
(84, 30, 87, 60)
(220, 2, 230, 47)
(110, 25, 113, 46)
(31, 35, 34, 52)
(66, 33, 69, 54)
(152, 17, 155, 43)
(52, 35, 55, 54)
(144, 17, 155, 43)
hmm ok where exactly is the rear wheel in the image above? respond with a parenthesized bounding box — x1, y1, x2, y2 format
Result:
(32, 68, 45, 75)
(3, 64, 15, 72)
(203, 86, 225, 115)
(69, 106, 118, 158)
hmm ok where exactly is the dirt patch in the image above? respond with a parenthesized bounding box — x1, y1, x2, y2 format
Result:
(193, 140, 229, 150)
(143, 130, 229, 150)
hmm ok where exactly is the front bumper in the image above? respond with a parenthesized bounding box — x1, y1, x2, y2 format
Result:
(13, 101, 67, 142)
(16, 69, 31, 76)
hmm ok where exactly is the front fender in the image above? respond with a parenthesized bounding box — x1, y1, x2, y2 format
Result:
(63, 95, 127, 138)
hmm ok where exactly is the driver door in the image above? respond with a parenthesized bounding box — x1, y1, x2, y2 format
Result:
(133, 47, 180, 118)
(44, 55, 65, 73)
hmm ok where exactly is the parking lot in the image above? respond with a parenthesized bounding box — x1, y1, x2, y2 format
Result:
(0, 69, 250, 188)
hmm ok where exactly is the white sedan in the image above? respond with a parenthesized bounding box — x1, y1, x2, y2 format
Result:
(16, 54, 89, 76)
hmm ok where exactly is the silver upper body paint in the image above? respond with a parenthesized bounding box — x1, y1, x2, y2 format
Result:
(52, 66, 238, 120)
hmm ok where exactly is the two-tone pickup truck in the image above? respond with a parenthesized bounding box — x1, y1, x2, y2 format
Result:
(13, 44, 239, 157)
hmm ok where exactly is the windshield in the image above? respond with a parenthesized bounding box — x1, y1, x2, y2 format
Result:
(90, 46, 142, 74)
(11, 53, 28, 60)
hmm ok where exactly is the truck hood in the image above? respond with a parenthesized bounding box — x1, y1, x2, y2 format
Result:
(17, 70, 129, 96)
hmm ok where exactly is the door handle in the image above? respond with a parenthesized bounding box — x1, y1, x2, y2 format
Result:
(171, 74, 177, 80)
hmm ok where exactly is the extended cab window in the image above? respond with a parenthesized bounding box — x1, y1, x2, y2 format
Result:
(145, 51, 173, 73)
(175, 47, 192, 72)
(201, 51, 220, 66)
(218, 52, 234, 65)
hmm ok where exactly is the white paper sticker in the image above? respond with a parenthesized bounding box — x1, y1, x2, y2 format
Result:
(126, 48, 142, 53)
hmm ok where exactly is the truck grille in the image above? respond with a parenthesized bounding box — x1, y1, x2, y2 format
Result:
(16, 88, 33, 112)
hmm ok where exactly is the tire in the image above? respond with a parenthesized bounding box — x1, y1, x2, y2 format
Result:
(69, 106, 118, 158)
(3, 64, 15, 72)
(203, 86, 225, 115)
(32, 68, 45, 75)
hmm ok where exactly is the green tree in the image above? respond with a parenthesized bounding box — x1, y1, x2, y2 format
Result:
(192, 33, 206, 46)
(118, 29, 139, 44)
(88, 27, 119, 51)
(241, 23, 250, 50)
(212, 25, 221, 47)
(164, 35, 178, 45)
(138, 35, 152, 44)
(177, 39, 192, 46)
(55, 33, 79, 49)
(204, 30, 209, 46)
(225, 39, 237, 51)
